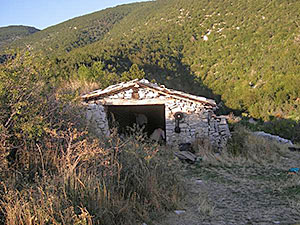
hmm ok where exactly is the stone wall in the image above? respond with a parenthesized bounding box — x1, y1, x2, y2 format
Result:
(164, 99, 210, 145)
(86, 103, 110, 136)
(108, 87, 161, 100)
(85, 86, 231, 149)
(208, 116, 231, 149)
(164, 100, 231, 148)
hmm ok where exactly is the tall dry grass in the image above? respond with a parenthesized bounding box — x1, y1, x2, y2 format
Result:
(0, 56, 183, 224)
(0, 53, 183, 225)
(0, 127, 182, 225)
(192, 125, 286, 166)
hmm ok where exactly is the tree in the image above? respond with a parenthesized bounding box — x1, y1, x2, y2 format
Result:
(121, 64, 145, 82)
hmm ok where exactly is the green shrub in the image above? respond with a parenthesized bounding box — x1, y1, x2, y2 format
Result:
(259, 119, 300, 144)
(0, 54, 182, 225)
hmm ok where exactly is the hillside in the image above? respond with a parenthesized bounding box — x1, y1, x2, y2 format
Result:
(6, 3, 149, 54)
(0, 25, 40, 48)
(58, 0, 300, 121)
(2, 0, 300, 127)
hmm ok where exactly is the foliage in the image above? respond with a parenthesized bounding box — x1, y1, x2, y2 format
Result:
(1, 0, 299, 120)
(121, 63, 145, 82)
(5, 4, 144, 54)
(258, 119, 300, 144)
(231, 116, 300, 144)
(0, 25, 39, 49)
(1, 0, 299, 139)
(3, 0, 296, 121)
(0, 55, 182, 225)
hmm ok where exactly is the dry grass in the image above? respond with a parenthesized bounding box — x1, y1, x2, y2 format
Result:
(0, 61, 183, 225)
(192, 125, 287, 167)
(0, 127, 183, 225)
(159, 125, 300, 224)
(196, 193, 215, 217)
(64, 79, 101, 95)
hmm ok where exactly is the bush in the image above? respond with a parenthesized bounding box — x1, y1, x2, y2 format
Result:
(0, 128, 182, 225)
(0, 54, 182, 225)
(259, 119, 300, 144)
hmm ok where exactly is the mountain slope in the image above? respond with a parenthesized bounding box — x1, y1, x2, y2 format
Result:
(64, 0, 300, 120)
(7, 2, 150, 54)
(3, 0, 300, 121)
(0, 25, 40, 48)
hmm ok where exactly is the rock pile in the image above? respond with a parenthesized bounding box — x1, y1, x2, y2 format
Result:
(254, 131, 293, 146)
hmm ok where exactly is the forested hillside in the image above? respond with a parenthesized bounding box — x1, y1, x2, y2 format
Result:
(2, 0, 300, 129)
(0, 25, 39, 48)
(6, 3, 148, 54)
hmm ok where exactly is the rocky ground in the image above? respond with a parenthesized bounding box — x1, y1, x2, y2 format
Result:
(155, 147, 300, 225)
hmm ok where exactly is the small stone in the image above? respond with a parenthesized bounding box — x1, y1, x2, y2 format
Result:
(195, 179, 203, 184)
(174, 210, 186, 215)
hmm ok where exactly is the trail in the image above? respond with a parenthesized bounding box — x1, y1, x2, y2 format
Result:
(156, 150, 300, 225)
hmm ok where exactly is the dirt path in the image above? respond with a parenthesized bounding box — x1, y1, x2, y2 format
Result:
(156, 150, 300, 225)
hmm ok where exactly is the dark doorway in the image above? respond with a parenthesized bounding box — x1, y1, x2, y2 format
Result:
(106, 105, 165, 137)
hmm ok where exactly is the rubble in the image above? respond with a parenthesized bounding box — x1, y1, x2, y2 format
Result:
(175, 151, 197, 163)
(254, 131, 293, 146)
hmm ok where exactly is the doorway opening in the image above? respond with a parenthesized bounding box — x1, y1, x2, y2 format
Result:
(106, 104, 165, 137)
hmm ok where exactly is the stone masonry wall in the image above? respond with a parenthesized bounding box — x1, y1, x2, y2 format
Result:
(86, 103, 110, 136)
(208, 117, 231, 149)
(164, 99, 210, 145)
(85, 87, 231, 149)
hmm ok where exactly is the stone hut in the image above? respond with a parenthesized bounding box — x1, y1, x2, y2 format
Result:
(82, 79, 231, 148)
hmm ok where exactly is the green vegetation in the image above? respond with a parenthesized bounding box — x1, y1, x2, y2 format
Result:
(0, 25, 39, 49)
(7, 3, 147, 54)
(0, 55, 182, 224)
(2, 1, 300, 118)
(3, 0, 298, 124)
